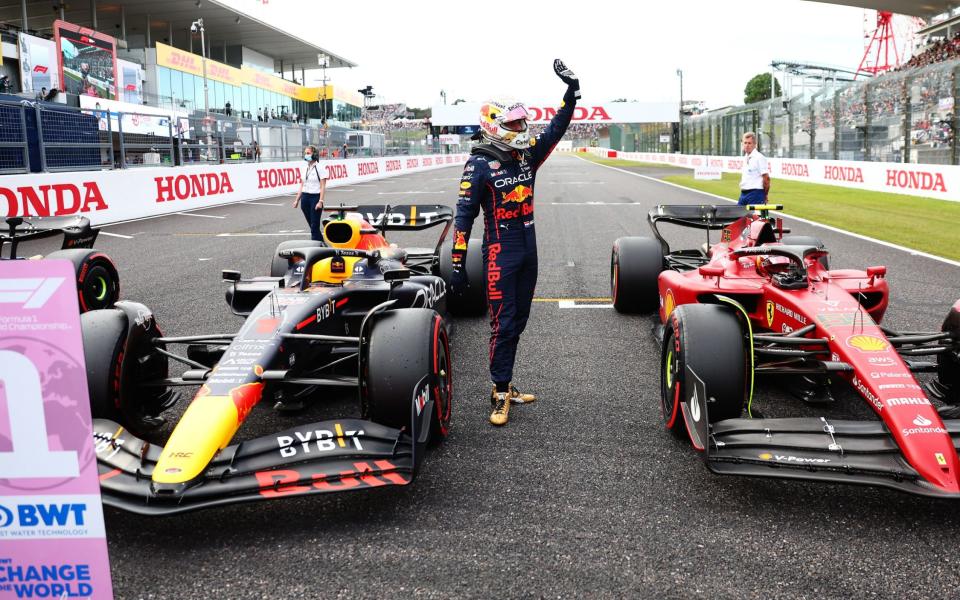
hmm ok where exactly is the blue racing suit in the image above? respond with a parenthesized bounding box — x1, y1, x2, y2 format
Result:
(452, 86, 577, 386)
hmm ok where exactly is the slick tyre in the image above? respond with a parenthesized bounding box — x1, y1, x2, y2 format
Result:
(661, 304, 746, 440)
(781, 235, 829, 270)
(364, 309, 452, 469)
(934, 300, 960, 404)
(81, 301, 177, 436)
(270, 240, 326, 277)
(45, 249, 119, 312)
(611, 237, 662, 314)
(439, 238, 486, 316)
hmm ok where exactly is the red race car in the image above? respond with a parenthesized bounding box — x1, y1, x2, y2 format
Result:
(611, 204, 960, 497)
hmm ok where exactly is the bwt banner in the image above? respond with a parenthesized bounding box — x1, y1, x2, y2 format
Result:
(586, 148, 960, 203)
(0, 154, 468, 227)
(0, 260, 114, 599)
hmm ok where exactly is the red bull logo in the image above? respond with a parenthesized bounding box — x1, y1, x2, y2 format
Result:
(454, 230, 467, 251)
(503, 185, 532, 204)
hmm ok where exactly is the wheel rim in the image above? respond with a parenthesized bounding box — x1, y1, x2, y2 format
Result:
(82, 266, 114, 310)
(612, 261, 619, 303)
(660, 331, 679, 426)
(434, 322, 452, 436)
(92, 275, 108, 301)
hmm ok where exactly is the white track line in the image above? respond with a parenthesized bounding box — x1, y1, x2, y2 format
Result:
(98, 231, 133, 239)
(575, 155, 960, 268)
(244, 201, 283, 207)
(376, 191, 444, 195)
(175, 212, 226, 219)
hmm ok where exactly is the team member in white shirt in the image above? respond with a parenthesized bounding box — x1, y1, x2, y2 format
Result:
(293, 145, 327, 240)
(739, 132, 770, 206)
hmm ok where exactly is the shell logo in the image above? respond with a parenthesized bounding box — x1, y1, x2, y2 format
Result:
(664, 289, 675, 318)
(460, 181, 471, 189)
(758, 453, 772, 460)
(846, 334, 889, 352)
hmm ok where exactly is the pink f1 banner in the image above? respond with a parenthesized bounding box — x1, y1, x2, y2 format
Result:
(0, 260, 113, 599)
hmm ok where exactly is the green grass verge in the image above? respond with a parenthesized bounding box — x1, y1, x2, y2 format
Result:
(576, 153, 960, 262)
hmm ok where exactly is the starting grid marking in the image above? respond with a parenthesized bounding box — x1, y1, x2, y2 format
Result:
(533, 297, 613, 309)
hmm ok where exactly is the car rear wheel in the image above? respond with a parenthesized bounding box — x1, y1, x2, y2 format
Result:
(611, 237, 662, 314)
(660, 304, 746, 442)
(438, 238, 486, 316)
(45, 249, 119, 312)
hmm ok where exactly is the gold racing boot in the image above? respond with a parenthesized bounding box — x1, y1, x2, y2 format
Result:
(489, 390, 510, 426)
(508, 384, 536, 405)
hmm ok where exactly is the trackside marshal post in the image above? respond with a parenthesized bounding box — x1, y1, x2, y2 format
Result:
(0, 260, 113, 599)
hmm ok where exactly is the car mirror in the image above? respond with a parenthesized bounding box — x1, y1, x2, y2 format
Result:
(383, 269, 411, 282)
(222, 270, 241, 282)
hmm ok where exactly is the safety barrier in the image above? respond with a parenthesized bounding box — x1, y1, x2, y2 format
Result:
(0, 153, 469, 226)
(581, 147, 960, 203)
(0, 101, 29, 175)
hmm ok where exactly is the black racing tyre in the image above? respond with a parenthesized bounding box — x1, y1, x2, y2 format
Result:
(611, 237, 663, 314)
(270, 239, 325, 277)
(81, 302, 176, 435)
(45, 249, 119, 312)
(934, 301, 960, 404)
(438, 238, 487, 316)
(660, 304, 746, 439)
(781, 235, 830, 270)
(363, 308, 452, 467)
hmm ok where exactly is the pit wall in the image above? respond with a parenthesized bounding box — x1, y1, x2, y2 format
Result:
(578, 148, 960, 203)
(0, 154, 469, 226)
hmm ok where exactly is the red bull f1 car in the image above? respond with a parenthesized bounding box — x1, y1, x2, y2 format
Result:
(611, 204, 960, 497)
(87, 204, 459, 515)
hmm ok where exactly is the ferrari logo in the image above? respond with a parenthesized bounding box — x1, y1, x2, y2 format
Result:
(766, 301, 775, 328)
(936, 452, 948, 466)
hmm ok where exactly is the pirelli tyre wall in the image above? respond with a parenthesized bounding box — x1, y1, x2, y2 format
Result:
(582, 148, 960, 203)
(0, 154, 469, 226)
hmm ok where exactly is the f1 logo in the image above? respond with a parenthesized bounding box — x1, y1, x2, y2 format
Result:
(0, 277, 65, 309)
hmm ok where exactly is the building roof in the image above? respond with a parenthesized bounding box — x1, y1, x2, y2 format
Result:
(1, 0, 356, 70)
(804, 0, 957, 20)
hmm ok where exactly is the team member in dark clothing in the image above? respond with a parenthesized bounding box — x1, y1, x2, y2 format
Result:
(451, 59, 580, 426)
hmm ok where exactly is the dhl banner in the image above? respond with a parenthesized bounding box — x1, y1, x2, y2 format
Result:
(0, 154, 468, 227)
(583, 148, 960, 203)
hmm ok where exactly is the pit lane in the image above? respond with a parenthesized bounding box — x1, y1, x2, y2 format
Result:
(23, 154, 960, 598)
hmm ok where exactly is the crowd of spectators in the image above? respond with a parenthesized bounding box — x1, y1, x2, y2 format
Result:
(897, 32, 960, 71)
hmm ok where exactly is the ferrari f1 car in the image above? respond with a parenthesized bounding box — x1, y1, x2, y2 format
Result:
(2, 215, 119, 311)
(610, 204, 960, 497)
(87, 204, 457, 515)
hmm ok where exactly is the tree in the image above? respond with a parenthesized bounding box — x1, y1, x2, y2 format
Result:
(743, 73, 782, 104)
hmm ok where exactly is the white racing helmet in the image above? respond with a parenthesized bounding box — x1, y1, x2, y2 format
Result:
(478, 98, 531, 150)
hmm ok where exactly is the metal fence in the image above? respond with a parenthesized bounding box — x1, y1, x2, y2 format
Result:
(680, 60, 960, 165)
(12, 101, 441, 172)
(0, 101, 29, 174)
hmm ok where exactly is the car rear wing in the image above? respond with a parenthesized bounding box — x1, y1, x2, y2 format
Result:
(351, 204, 454, 231)
(1, 215, 99, 259)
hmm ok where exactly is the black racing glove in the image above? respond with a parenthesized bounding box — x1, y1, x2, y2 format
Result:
(554, 59, 580, 99)
(450, 230, 469, 295)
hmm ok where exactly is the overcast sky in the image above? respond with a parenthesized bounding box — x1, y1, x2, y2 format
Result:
(225, 0, 876, 109)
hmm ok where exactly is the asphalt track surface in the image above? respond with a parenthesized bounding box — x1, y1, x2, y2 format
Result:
(22, 155, 960, 598)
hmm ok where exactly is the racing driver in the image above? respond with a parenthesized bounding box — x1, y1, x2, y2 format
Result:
(451, 59, 580, 426)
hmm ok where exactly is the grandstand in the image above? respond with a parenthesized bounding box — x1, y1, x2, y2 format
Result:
(678, 1, 960, 165)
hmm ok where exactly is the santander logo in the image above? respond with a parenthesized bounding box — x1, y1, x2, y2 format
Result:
(913, 415, 932, 427)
